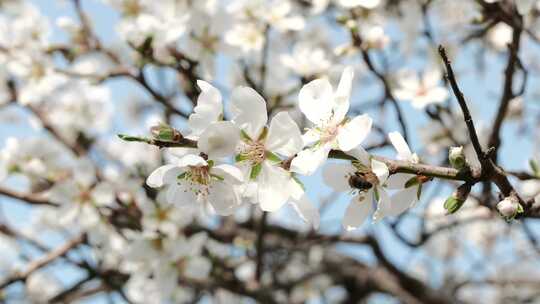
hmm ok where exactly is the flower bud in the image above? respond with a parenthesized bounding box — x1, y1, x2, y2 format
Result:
(444, 196, 465, 214)
(444, 183, 471, 214)
(497, 196, 522, 219)
(449, 146, 466, 170)
(150, 123, 182, 142)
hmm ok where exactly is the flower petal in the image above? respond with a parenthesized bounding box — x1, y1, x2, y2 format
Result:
(298, 78, 333, 125)
(371, 159, 389, 183)
(207, 182, 240, 215)
(345, 146, 370, 166)
(385, 173, 413, 189)
(266, 111, 303, 157)
(388, 131, 412, 161)
(322, 163, 354, 191)
(342, 193, 373, 231)
(188, 80, 222, 136)
(389, 187, 417, 216)
(198, 121, 240, 158)
(290, 144, 331, 176)
(177, 154, 208, 167)
(333, 66, 354, 122)
(91, 182, 115, 206)
(229, 86, 268, 139)
(290, 192, 320, 229)
(211, 164, 244, 184)
(337, 114, 372, 151)
(372, 187, 391, 221)
(147, 164, 182, 188)
(257, 162, 291, 212)
(167, 184, 197, 206)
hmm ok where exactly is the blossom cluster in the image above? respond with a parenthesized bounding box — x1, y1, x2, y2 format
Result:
(145, 67, 424, 230)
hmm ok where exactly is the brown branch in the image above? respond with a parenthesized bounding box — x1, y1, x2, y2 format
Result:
(0, 187, 58, 207)
(438, 45, 485, 162)
(0, 234, 85, 290)
(348, 26, 410, 142)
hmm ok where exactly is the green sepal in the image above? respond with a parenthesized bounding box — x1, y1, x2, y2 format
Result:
(207, 160, 214, 168)
(530, 159, 540, 177)
(235, 154, 249, 162)
(258, 127, 268, 141)
(417, 183, 423, 200)
(265, 151, 281, 162)
(250, 163, 263, 180)
(211, 174, 224, 181)
(405, 177, 419, 188)
(118, 134, 146, 142)
(177, 172, 187, 180)
(373, 187, 380, 202)
(444, 196, 465, 214)
(352, 160, 369, 172)
(292, 175, 305, 191)
(240, 130, 252, 142)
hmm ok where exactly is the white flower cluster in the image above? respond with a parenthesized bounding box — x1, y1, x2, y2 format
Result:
(146, 67, 423, 230)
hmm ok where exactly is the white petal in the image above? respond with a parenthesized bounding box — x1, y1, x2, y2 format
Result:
(425, 87, 448, 103)
(91, 182, 115, 206)
(345, 146, 370, 165)
(298, 78, 334, 125)
(371, 159, 389, 183)
(373, 187, 391, 221)
(302, 129, 321, 146)
(207, 182, 240, 215)
(337, 114, 372, 151)
(333, 66, 354, 122)
(167, 184, 197, 206)
(422, 68, 442, 88)
(147, 165, 181, 188)
(257, 163, 291, 212)
(389, 187, 417, 216)
(198, 121, 240, 158)
(342, 193, 373, 231)
(178, 154, 207, 167)
(211, 164, 244, 184)
(229, 86, 268, 139)
(266, 112, 303, 157)
(290, 193, 320, 229)
(322, 163, 354, 191)
(290, 144, 331, 176)
(517, 0, 535, 15)
(188, 80, 222, 136)
(385, 173, 413, 189)
(388, 131, 412, 161)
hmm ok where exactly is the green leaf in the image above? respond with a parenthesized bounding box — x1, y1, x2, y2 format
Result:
(265, 151, 281, 162)
(417, 184, 423, 200)
(250, 163, 263, 180)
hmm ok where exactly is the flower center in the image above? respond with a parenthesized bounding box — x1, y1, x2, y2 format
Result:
(179, 166, 212, 199)
(319, 123, 339, 145)
(241, 140, 266, 166)
(186, 166, 210, 186)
